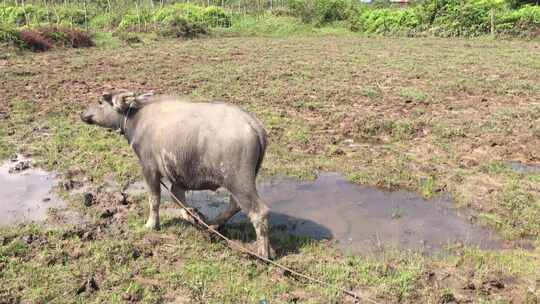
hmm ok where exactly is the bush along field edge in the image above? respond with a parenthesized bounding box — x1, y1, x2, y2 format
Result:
(1, 0, 539, 52)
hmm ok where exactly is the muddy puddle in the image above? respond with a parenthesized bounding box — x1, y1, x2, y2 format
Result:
(506, 161, 540, 174)
(0, 153, 509, 254)
(0, 156, 67, 226)
(128, 172, 505, 254)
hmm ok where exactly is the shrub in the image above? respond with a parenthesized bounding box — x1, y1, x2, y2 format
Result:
(349, 0, 539, 37)
(118, 10, 152, 31)
(314, 0, 353, 23)
(56, 6, 88, 26)
(506, 0, 539, 9)
(422, 0, 507, 37)
(176, 3, 206, 22)
(19, 30, 52, 51)
(37, 26, 95, 48)
(151, 5, 180, 23)
(203, 6, 232, 27)
(288, 0, 354, 25)
(3, 26, 94, 52)
(287, 0, 316, 22)
(350, 7, 422, 34)
(0, 26, 23, 47)
(0, 4, 90, 27)
(89, 12, 123, 29)
(497, 5, 540, 35)
(152, 4, 231, 28)
(157, 15, 208, 38)
(113, 31, 143, 44)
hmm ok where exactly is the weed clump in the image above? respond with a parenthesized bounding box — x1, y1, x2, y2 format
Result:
(38, 26, 95, 48)
(0, 26, 94, 52)
(0, 26, 23, 47)
(19, 29, 52, 51)
(113, 31, 143, 44)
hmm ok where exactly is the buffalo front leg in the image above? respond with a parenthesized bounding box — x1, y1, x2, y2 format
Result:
(144, 171, 161, 230)
(171, 184, 198, 225)
(170, 183, 208, 225)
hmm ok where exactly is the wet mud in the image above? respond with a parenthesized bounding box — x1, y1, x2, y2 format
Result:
(506, 161, 540, 174)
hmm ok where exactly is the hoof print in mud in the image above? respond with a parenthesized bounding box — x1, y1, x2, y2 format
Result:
(83, 192, 94, 207)
(113, 191, 128, 205)
(81, 231, 94, 241)
(62, 179, 83, 191)
(76, 277, 99, 294)
(100, 209, 115, 219)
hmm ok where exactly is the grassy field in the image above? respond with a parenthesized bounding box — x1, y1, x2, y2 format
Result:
(1, 34, 540, 303)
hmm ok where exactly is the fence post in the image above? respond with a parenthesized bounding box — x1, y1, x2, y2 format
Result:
(136, 0, 141, 32)
(490, 8, 495, 36)
(21, 0, 25, 26)
(84, 0, 88, 31)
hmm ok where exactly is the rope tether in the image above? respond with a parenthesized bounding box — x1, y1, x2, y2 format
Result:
(159, 180, 379, 304)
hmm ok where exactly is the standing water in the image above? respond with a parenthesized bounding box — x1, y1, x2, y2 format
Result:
(254, 173, 503, 253)
(0, 157, 64, 226)
(132, 172, 505, 254)
(0, 155, 507, 254)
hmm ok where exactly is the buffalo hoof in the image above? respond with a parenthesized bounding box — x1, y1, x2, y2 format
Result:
(144, 219, 160, 230)
(258, 242, 276, 260)
(178, 207, 206, 226)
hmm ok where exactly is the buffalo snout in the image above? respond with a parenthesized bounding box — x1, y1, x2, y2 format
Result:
(80, 112, 93, 124)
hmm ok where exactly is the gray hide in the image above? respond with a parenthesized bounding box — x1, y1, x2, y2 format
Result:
(81, 90, 274, 258)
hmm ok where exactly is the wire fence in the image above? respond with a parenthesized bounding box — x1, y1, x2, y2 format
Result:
(1, 0, 296, 30)
(0, 0, 300, 31)
(3, 0, 292, 14)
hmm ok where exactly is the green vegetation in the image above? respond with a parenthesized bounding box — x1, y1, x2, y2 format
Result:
(0, 0, 538, 53)
(350, 0, 540, 36)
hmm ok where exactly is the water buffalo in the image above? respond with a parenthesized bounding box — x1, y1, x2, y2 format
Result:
(81, 90, 274, 258)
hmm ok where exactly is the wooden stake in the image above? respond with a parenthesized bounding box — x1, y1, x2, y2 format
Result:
(490, 9, 496, 36)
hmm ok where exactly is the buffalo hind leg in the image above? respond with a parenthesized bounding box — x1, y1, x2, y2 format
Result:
(230, 189, 275, 259)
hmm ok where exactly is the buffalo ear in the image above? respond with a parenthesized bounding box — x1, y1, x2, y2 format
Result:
(132, 92, 154, 108)
(111, 91, 135, 112)
(102, 92, 113, 104)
